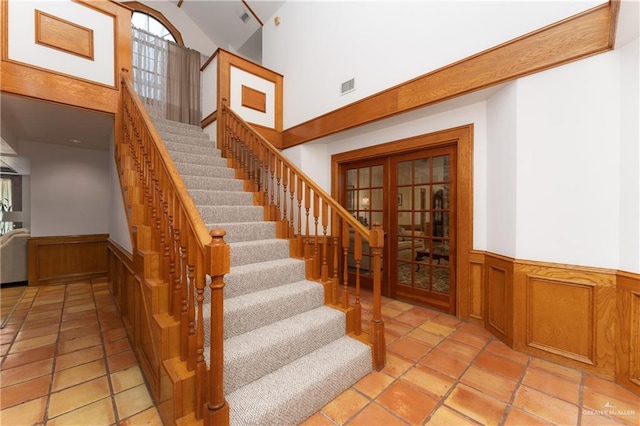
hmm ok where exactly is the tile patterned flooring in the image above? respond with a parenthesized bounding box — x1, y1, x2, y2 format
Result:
(1, 281, 639, 425)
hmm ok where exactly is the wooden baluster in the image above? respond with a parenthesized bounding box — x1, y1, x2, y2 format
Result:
(305, 184, 311, 259)
(321, 200, 329, 285)
(331, 209, 339, 306)
(282, 163, 288, 235)
(369, 223, 386, 370)
(187, 235, 197, 371)
(168, 202, 176, 318)
(289, 169, 295, 237)
(194, 248, 206, 421)
(204, 229, 230, 426)
(313, 191, 320, 279)
(269, 152, 276, 220)
(354, 231, 362, 335)
(297, 178, 303, 258)
(341, 219, 350, 310)
(172, 223, 181, 322)
(180, 212, 189, 361)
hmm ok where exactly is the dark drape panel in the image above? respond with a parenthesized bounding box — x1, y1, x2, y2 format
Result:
(166, 43, 201, 125)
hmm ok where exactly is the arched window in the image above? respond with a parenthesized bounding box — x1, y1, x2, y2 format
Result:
(124, 1, 184, 45)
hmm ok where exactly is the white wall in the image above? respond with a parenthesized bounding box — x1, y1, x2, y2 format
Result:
(486, 83, 518, 257)
(19, 141, 111, 237)
(109, 137, 132, 252)
(514, 50, 621, 269)
(263, 0, 601, 128)
(618, 37, 640, 272)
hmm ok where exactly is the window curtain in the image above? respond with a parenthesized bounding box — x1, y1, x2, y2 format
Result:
(131, 27, 201, 125)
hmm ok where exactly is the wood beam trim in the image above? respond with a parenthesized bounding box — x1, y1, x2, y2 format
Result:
(282, 3, 613, 148)
(242, 0, 263, 27)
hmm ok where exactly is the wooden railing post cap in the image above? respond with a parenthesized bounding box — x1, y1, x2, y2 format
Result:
(370, 222, 385, 247)
(209, 228, 226, 243)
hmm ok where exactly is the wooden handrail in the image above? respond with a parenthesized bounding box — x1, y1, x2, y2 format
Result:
(118, 71, 229, 424)
(220, 102, 386, 370)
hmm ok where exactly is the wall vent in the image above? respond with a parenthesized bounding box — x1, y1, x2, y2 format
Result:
(341, 78, 355, 95)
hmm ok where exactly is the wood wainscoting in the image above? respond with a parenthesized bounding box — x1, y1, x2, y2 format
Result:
(27, 234, 108, 286)
(461, 251, 640, 396)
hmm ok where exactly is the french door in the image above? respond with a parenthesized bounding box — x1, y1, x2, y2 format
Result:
(342, 144, 457, 313)
(391, 145, 456, 313)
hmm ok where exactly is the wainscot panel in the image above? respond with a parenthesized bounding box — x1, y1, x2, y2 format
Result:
(28, 234, 108, 286)
(615, 270, 640, 395)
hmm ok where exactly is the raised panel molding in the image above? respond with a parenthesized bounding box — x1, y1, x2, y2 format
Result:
(615, 271, 640, 395)
(484, 253, 513, 345)
(526, 276, 595, 364)
(241, 85, 266, 113)
(464, 251, 485, 324)
(35, 10, 94, 60)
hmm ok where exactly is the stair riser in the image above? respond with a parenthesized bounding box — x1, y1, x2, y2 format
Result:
(221, 260, 305, 300)
(175, 164, 235, 179)
(165, 142, 219, 156)
(182, 177, 245, 192)
(191, 191, 254, 207)
(198, 206, 264, 224)
(170, 152, 228, 167)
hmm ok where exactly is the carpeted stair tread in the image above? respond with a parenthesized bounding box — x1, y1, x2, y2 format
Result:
(189, 189, 253, 206)
(222, 306, 346, 394)
(162, 134, 217, 148)
(165, 141, 218, 156)
(182, 176, 245, 191)
(229, 239, 291, 266)
(152, 117, 204, 130)
(175, 163, 235, 179)
(206, 222, 276, 244)
(226, 336, 372, 426)
(198, 205, 264, 224)
(169, 151, 229, 167)
(204, 258, 307, 301)
(223, 280, 324, 339)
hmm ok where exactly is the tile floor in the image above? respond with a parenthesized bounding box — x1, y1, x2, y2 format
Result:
(1, 281, 639, 426)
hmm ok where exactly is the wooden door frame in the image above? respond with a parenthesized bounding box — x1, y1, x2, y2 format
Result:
(331, 124, 473, 318)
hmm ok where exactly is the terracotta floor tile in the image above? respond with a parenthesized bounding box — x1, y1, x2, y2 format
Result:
(503, 407, 551, 425)
(348, 402, 408, 425)
(47, 396, 115, 426)
(61, 309, 98, 323)
(58, 323, 101, 342)
(0, 395, 47, 425)
(101, 318, 125, 331)
(580, 411, 628, 425)
(103, 327, 127, 342)
(583, 374, 640, 405)
(118, 406, 164, 426)
(108, 350, 138, 373)
(1, 343, 55, 370)
(64, 297, 95, 307)
(105, 337, 132, 356)
(394, 308, 437, 328)
(387, 336, 431, 362)
(8, 333, 58, 353)
(353, 371, 395, 399)
(444, 384, 507, 425)
(382, 306, 405, 319)
(418, 320, 455, 337)
(400, 365, 455, 400)
(582, 388, 640, 426)
(14, 323, 59, 341)
(512, 385, 579, 425)
(427, 406, 482, 425)
(322, 388, 369, 424)
(382, 353, 414, 378)
(55, 345, 104, 372)
(429, 313, 463, 329)
(419, 347, 469, 379)
(434, 338, 481, 363)
(52, 358, 106, 392)
(114, 383, 155, 420)
(528, 357, 583, 383)
(0, 357, 53, 388)
(460, 364, 518, 402)
(25, 308, 62, 322)
(0, 343, 9, 357)
(385, 319, 416, 338)
(384, 300, 415, 312)
(0, 374, 51, 409)
(48, 376, 111, 419)
(473, 350, 526, 381)
(377, 380, 437, 425)
(63, 303, 96, 316)
(485, 340, 530, 364)
(448, 328, 491, 349)
(111, 366, 145, 394)
(60, 316, 99, 332)
(406, 328, 443, 348)
(57, 333, 102, 355)
(458, 322, 494, 337)
(522, 365, 580, 404)
(300, 412, 336, 426)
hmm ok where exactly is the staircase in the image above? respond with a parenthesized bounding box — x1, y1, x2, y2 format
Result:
(152, 117, 372, 425)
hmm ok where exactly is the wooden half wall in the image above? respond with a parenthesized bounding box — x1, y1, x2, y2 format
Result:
(27, 234, 109, 286)
(459, 251, 640, 396)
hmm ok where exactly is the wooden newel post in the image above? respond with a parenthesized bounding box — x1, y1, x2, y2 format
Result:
(204, 228, 230, 426)
(369, 223, 386, 371)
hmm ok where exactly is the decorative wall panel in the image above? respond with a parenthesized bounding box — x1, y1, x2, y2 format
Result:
(230, 65, 276, 128)
(35, 10, 94, 60)
(241, 85, 267, 113)
(615, 271, 640, 395)
(7, 0, 115, 86)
